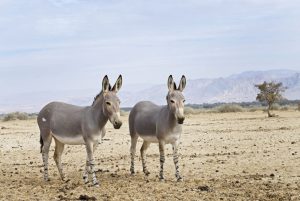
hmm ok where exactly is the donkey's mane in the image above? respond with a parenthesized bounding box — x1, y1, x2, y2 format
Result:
(92, 84, 112, 106)
(92, 91, 103, 106)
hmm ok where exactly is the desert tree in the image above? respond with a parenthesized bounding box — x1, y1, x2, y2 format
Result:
(255, 81, 286, 117)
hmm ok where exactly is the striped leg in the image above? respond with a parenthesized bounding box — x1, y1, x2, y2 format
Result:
(83, 140, 99, 183)
(83, 159, 90, 184)
(159, 141, 165, 181)
(172, 141, 182, 181)
(85, 141, 99, 186)
(42, 140, 51, 181)
(140, 141, 151, 176)
(130, 136, 138, 175)
(53, 139, 65, 181)
(88, 159, 98, 186)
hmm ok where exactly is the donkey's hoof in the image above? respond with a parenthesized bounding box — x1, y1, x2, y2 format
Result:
(159, 178, 165, 182)
(64, 179, 71, 183)
(130, 171, 135, 175)
(83, 176, 89, 184)
(144, 171, 150, 176)
(93, 182, 99, 187)
(177, 177, 183, 182)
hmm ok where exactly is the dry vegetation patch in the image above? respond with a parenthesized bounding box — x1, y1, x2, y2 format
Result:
(214, 104, 244, 113)
(2, 112, 31, 121)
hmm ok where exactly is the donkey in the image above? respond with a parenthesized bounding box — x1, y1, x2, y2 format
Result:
(37, 75, 122, 186)
(129, 75, 186, 181)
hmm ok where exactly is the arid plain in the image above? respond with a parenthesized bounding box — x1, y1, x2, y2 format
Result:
(0, 111, 299, 200)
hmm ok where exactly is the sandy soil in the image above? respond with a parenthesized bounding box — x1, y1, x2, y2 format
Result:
(0, 111, 299, 201)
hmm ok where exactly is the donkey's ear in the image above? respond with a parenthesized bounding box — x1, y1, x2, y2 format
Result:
(102, 75, 110, 92)
(178, 75, 186, 91)
(112, 75, 122, 93)
(167, 75, 176, 91)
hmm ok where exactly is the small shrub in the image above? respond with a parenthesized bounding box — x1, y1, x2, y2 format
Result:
(3, 112, 29, 121)
(184, 107, 204, 115)
(184, 107, 196, 115)
(280, 106, 289, 111)
(247, 106, 263, 112)
(248, 108, 257, 112)
(270, 103, 280, 111)
(120, 110, 128, 116)
(215, 104, 244, 113)
(3, 113, 15, 121)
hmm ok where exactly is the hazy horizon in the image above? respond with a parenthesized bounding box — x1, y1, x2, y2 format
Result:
(1, 69, 300, 113)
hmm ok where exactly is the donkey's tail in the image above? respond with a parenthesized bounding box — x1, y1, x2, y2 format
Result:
(40, 135, 44, 153)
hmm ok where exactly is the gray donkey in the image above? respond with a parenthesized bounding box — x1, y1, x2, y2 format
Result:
(37, 75, 122, 186)
(129, 75, 186, 181)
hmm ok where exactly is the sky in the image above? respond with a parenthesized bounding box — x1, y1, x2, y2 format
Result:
(0, 0, 300, 97)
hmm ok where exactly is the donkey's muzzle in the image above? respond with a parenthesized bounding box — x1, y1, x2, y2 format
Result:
(177, 117, 185, 124)
(113, 121, 122, 129)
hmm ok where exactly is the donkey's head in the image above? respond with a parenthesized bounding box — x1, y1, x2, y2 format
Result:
(166, 75, 186, 124)
(101, 75, 123, 129)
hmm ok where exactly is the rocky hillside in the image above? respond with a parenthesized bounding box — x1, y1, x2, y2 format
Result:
(119, 69, 300, 106)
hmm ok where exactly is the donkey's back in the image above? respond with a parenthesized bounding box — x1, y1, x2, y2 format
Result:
(37, 101, 85, 133)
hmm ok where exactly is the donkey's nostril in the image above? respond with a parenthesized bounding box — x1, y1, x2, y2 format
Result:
(177, 117, 185, 124)
(113, 121, 122, 129)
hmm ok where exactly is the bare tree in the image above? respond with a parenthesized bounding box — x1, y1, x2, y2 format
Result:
(255, 81, 286, 117)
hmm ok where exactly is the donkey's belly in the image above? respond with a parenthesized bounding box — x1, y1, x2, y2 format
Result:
(51, 132, 85, 145)
(164, 133, 181, 144)
(139, 134, 159, 143)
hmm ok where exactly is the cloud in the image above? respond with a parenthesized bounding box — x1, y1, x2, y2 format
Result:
(48, 0, 79, 7)
(0, 0, 300, 99)
(35, 17, 81, 36)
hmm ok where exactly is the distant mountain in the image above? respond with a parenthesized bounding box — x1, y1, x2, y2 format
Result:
(1, 70, 299, 113)
(119, 69, 300, 106)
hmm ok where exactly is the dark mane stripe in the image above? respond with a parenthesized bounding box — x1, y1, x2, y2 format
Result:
(92, 84, 112, 106)
(92, 91, 103, 106)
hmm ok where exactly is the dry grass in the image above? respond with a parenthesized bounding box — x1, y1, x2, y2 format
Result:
(184, 106, 204, 115)
(2, 112, 31, 121)
(247, 106, 264, 112)
(214, 104, 244, 113)
(185, 104, 245, 115)
(120, 110, 129, 117)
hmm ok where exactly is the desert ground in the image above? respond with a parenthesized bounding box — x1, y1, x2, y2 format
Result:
(0, 111, 299, 201)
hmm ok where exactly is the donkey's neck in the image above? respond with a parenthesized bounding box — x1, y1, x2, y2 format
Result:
(165, 106, 178, 128)
(91, 96, 108, 129)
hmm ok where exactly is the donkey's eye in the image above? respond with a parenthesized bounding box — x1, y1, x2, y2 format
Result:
(106, 102, 111, 106)
(183, 100, 186, 103)
(170, 100, 175, 104)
